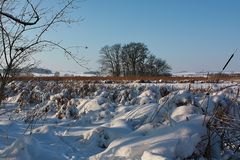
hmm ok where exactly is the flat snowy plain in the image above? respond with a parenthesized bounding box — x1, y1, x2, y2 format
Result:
(0, 80, 239, 159)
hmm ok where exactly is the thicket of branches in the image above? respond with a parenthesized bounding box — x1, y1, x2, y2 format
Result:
(0, 0, 82, 104)
(99, 42, 172, 76)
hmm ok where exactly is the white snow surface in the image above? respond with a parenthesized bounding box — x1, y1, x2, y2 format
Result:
(0, 81, 239, 159)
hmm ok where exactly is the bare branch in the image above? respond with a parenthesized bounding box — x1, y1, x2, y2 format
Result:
(40, 40, 89, 70)
(0, 0, 39, 26)
(36, 0, 75, 43)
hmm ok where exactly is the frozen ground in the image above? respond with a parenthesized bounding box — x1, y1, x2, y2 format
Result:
(0, 80, 239, 159)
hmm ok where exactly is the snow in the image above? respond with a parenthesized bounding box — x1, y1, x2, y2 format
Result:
(0, 81, 239, 159)
(32, 71, 96, 77)
(1, 136, 66, 160)
(171, 105, 202, 122)
(90, 115, 206, 160)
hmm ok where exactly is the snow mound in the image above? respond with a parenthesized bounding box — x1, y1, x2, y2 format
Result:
(0, 136, 66, 160)
(171, 105, 202, 122)
(90, 116, 207, 160)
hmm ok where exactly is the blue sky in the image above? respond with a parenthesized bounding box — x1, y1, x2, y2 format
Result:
(36, 0, 240, 73)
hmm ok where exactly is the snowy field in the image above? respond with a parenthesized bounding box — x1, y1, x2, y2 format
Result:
(0, 80, 239, 160)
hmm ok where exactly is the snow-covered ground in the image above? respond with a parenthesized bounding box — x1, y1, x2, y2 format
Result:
(0, 81, 239, 159)
(172, 71, 240, 77)
(32, 72, 96, 77)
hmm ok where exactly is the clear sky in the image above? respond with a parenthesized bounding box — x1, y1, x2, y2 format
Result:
(35, 0, 240, 73)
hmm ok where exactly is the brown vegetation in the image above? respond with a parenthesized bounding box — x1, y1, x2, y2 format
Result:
(6, 75, 240, 83)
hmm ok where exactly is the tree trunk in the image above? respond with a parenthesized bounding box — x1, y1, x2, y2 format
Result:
(0, 82, 6, 104)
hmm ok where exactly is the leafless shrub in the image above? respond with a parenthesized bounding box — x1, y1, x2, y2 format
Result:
(0, 0, 85, 104)
(198, 83, 240, 159)
(204, 102, 240, 158)
(23, 104, 49, 134)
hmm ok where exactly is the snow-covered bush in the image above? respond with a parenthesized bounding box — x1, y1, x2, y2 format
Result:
(2, 80, 240, 159)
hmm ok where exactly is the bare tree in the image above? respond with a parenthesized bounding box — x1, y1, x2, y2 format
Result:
(145, 54, 156, 75)
(99, 45, 114, 75)
(0, 0, 83, 104)
(111, 44, 122, 76)
(145, 54, 172, 76)
(153, 58, 172, 76)
(99, 44, 122, 76)
(121, 42, 149, 76)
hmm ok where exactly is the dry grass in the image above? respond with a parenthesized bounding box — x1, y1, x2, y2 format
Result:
(6, 75, 240, 83)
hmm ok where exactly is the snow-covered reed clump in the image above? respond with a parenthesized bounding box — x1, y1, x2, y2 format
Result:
(0, 81, 239, 159)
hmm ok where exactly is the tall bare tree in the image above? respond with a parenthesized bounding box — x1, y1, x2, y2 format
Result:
(121, 42, 149, 76)
(0, 0, 82, 104)
(99, 45, 114, 75)
(99, 44, 122, 76)
(111, 44, 122, 76)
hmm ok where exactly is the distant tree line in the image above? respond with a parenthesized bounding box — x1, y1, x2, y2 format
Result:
(99, 42, 172, 76)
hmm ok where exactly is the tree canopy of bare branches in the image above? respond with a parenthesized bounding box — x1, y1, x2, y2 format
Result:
(99, 42, 172, 76)
(99, 44, 122, 76)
